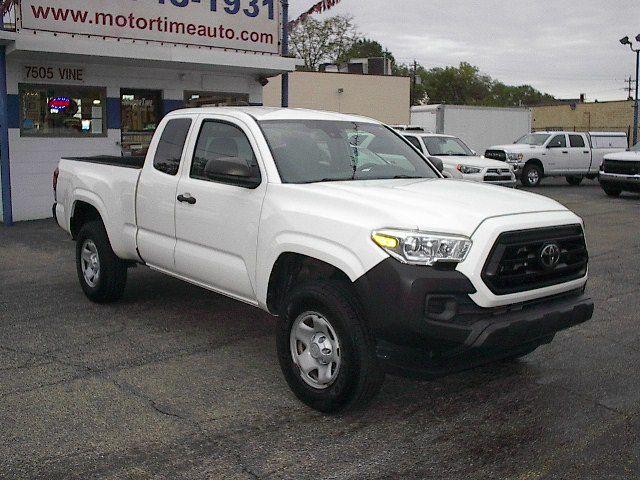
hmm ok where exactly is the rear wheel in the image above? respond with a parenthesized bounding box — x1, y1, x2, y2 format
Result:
(566, 176, 583, 186)
(277, 280, 384, 413)
(521, 163, 542, 187)
(601, 183, 622, 197)
(76, 221, 127, 303)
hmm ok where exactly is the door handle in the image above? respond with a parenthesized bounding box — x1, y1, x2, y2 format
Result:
(177, 193, 196, 205)
(583, 151, 589, 154)
(561, 150, 568, 154)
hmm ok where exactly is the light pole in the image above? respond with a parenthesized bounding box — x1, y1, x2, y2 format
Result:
(281, 0, 289, 108)
(620, 35, 640, 146)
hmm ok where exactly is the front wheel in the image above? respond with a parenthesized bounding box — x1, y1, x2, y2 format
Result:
(76, 220, 127, 303)
(521, 163, 542, 187)
(277, 280, 384, 413)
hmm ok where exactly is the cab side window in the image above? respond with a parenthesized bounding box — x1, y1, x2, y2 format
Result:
(547, 135, 567, 148)
(190, 120, 261, 188)
(153, 118, 192, 175)
(405, 135, 423, 152)
(569, 135, 585, 148)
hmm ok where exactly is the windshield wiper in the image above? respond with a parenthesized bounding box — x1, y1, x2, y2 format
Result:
(392, 175, 424, 179)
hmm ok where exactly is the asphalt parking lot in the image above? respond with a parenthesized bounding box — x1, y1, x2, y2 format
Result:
(1, 178, 639, 480)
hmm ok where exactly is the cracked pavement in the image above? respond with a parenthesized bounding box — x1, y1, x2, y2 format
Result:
(1, 179, 639, 479)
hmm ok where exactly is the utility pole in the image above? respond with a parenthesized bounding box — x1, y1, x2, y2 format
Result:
(411, 59, 417, 106)
(281, 0, 289, 108)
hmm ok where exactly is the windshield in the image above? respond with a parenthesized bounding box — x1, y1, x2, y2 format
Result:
(516, 133, 550, 146)
(421, 136, 474, 156)
(259, 120, 439, 183)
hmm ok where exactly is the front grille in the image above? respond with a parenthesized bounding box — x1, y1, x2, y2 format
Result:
(603, 159, 640, 176)
(484, 175, 513, 182)
(482, 225, 588, 295)
(485, 150, 506, 161)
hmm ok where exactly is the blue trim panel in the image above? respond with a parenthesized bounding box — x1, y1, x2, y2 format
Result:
(7, 94, 18, 129)
(163, 99, 185, 116)
(0, 46, 13, 225)
(106, 97, 121, 129)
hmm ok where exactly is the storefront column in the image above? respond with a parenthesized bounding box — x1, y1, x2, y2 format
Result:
(0, 43, 12, 226)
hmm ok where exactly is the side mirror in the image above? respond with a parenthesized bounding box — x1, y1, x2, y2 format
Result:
(204, 157, 261, 188)
(428, 156, 444, 173)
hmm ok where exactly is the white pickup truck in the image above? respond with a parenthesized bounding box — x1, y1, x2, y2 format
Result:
(486, 131, 628, 187)
(598, 142, 640, 197)
(54, 107, 594, 412)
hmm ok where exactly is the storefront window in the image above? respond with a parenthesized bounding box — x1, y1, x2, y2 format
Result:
(184, 91, 249, 108)
(120, 89, 162, 157)
(19, 84, 106, 137)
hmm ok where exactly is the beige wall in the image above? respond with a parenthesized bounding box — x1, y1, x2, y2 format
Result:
(533, 100, 637, 143)
(263, 71, 410, 124)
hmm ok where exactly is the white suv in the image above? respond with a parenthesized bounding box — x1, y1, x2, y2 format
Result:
(400, 131, 516, 187)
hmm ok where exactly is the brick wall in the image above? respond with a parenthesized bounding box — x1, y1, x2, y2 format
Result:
(532, 100, 637, 144)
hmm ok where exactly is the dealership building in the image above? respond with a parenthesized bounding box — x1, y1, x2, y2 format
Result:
(0, 0, 295, 223)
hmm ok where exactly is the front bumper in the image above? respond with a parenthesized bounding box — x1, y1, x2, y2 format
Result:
(354, 258, 593, 377)
(599, 172, 640, 192)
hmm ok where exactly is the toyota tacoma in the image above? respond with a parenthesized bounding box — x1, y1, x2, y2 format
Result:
(53, 107, 594, 412)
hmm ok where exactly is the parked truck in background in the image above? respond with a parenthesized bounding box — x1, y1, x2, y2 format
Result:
(410, 104, 532, 154)
(53, 107, 594, 413)
(598, 142, 640, 197)
(486, 131, 628, 187)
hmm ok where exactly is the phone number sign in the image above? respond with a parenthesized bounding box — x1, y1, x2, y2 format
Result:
(19, 0, 281, 54)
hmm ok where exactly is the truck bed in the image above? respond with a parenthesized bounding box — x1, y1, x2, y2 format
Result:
(62, 155, 145, 169)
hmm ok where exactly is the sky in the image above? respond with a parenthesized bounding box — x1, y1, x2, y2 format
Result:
(290, 0, 640, 101)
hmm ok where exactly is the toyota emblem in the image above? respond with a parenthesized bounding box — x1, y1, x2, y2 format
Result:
(539, 243, 561, 270)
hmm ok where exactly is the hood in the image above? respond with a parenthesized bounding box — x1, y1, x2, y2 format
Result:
(604, 150, 640, 161)
(433, 154, 511, 169)
(283, 178, 569, 237)
(488, 144, 543, 153)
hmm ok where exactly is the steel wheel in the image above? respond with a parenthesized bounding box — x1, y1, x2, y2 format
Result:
(80, 239, 100, 287)
(290, 311, 341, 389)
(527, 168, 540, 185)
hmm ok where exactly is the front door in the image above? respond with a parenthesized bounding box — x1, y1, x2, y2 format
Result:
(545, 133, 569, 174)
(567, 133, 591, 173)
(174, 116, 266, 303)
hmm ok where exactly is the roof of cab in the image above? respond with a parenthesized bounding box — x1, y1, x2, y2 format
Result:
(166, 106, 380, 124)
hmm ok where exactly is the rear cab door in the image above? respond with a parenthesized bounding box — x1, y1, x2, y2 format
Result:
(136, 114, 195, 270)
(173, 113, 267, 304)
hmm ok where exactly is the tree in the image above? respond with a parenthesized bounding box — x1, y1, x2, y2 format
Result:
(402, 61, 556, 107)
(338, 38, 395, 65)
(289, 15, 359, 71)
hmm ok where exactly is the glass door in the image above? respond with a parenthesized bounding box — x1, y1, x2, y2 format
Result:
(120, 89, 162, 157)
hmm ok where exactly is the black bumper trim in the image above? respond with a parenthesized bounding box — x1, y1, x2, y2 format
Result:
(377, 293, 593, 378)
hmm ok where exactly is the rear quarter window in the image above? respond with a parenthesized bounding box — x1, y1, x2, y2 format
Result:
(153, 118, 192, 175)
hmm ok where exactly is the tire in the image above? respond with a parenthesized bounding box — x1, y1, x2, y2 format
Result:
(76, 220, 127, 303)
(521, 163, 542, 187)
(277, 280, 384, 413)
(601, 183, 622, 198)
(566, 176, 583, 186)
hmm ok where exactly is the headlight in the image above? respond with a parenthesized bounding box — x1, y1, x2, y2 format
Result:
(506, 153, 523, 161)
(456, 164, 482, 174)
(371, 229, 472, 266)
